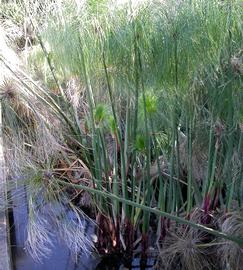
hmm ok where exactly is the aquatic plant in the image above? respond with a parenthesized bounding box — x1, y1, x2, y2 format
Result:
(0, 0, 243, 267)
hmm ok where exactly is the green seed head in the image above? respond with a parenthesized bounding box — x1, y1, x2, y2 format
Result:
(145, 93, 157, 114)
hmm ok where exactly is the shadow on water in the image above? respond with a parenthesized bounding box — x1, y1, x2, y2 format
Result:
(9, 186, 155, 270)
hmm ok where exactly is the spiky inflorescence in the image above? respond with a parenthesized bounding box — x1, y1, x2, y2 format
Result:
(157, 209, 219, 270)
(218, 212, 243, 270)
(25, 184, 95, 262)
(56, 203, 95, 259)
(25, 196, 54, 262)
(158, 229, 218, 270)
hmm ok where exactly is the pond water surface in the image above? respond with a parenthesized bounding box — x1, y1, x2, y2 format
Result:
(9, 186, 155, 270)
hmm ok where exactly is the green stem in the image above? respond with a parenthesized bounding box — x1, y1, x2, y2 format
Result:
(55, 179, 243, 247)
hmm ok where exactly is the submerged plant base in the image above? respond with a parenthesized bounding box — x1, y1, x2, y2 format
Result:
(96, 255, 155, 270)
(141, 233, 148, 267)
(123, 218, 134, 263)
(96, 213, 118, 254)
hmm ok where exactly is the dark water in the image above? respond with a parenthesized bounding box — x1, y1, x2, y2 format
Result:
(9, 186, 99, 270)
(9, 187, 155, 270)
